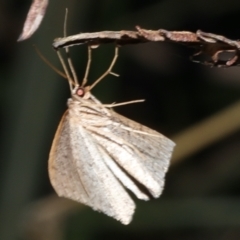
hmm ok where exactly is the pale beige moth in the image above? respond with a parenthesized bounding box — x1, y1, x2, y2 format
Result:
(49, 47, 175, 224)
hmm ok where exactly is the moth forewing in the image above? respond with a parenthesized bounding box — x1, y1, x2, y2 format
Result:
(49, 106, 135, 224)
(48, 110, 89, 202)
(67, 102, 137, 224)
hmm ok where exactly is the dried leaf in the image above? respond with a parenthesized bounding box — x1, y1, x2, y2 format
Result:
(52, 30, 147, 49)
(52, 26, 200, 49)
(53, 26, 240, 68)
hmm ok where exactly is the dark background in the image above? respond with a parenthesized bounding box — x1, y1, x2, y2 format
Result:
(1, 0, 240, 239)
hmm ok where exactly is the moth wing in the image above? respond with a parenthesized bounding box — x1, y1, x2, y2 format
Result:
(49, 111, 89, 204)
(49, 110, 135, 224)
(88, 110, 175, 198)
(112, 111, 175, 196)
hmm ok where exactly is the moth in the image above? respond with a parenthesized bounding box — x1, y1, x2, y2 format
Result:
(48, 46, 175, 224)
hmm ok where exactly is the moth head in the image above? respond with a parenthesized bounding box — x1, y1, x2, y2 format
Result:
(72, 85, 91, 100)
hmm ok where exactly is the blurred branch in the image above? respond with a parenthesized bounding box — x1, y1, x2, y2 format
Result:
(20, 195, 240, 239)
(20, 195, 80, 240)
(172, 100, 240, 164)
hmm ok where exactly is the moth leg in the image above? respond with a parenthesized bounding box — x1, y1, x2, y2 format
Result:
(89, 46, 119, 90)
(82, 46, 92, 87)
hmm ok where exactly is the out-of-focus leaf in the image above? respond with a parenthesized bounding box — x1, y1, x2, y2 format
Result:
(18, 0, 49, 41)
